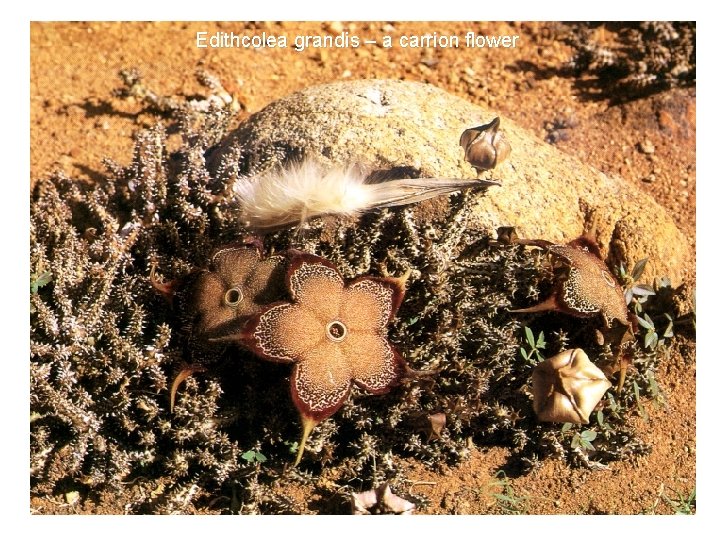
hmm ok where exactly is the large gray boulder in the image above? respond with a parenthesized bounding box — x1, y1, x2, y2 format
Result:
(209, 79, 689, 284)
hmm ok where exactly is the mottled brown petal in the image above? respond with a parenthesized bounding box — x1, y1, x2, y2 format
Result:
(559, 266, 600, 315)
(244, 255, 288, 307)
(212, 246, 285, 321)
(551, 245, 629, 325)
(291, 341, 353, 422)
(212, 245, 262, 287)
(342, 331, 404, 393)
(187, 271, 234, 336)
(341, 278, 395, 332)
(289, 257, 344, 322)
(252, 303, 325, 361)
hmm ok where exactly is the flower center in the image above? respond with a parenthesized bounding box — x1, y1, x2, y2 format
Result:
(325, 320, 348, 342)
(224, 287, 243, 306)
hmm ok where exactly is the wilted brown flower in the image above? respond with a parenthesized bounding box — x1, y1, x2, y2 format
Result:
(152, 240, 287, 411)
(154, 241, 287, 341)
(511, 235, 630, 328)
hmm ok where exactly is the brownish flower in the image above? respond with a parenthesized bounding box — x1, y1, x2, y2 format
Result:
(532, 348, 611, 424)
(239, 252, 410, 465)
(152, 241, 287, 341)
(180, 243, 287, 340)
(151, 240, 287, 411)
(511, 235, 630, 328)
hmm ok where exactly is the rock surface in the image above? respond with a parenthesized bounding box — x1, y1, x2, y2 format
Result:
(210, 79, 689, 284)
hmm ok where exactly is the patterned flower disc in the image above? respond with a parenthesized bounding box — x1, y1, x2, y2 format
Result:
(244, 253, 408, 424)
(180, 244, 287, 340)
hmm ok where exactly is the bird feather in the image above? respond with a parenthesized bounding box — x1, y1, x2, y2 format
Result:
(234, 159, 499, 230)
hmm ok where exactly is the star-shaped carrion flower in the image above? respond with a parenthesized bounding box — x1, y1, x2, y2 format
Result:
(532, 348, 611, 424)
(238, 252, 410, 465)
(510, 234, 630, 329)
(151, 240, 287, 411)
(152, 241, 287, 341)
(183, 243, 287, 340)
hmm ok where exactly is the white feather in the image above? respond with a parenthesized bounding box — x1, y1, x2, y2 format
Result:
(234, 159, 499, 230)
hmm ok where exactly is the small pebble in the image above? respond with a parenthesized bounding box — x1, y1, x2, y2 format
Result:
(642, 174, 656, 183)
(639, 139, 655, 154)
(327, 21, 343, 34)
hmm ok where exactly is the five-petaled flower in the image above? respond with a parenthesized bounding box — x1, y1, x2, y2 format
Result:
(151, 240, 287, 411)
(183, 243, 287, 340)
(238, 251, 410, 465)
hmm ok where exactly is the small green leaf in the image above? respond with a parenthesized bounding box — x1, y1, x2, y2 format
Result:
(596, 410, 604, 426)
(581, 430, 597, 442)
(241, 450, 265, 463)
(607, 394, 619, 413)
(636, 315, 654, 330)
(561, 422, 573, 433)
(535, 331, 546, 349)
(570, 434, 580, 449)
(30, 271, 52, 294)
(524, 326, 535, 347)
(581, 438, 596, 451)
(520, 348, 529, 361)
(631, 258, 649, 282)
(644, 331, 658, 349)
(624, 288, 634, 305)
(632, 284, 656, 297)
(662, 314, 674, 338)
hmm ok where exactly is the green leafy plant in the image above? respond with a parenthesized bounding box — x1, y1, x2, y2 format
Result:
(618, 258, 655, 308)
(646, 484, 696, 515)
(636, 312, 674, 350)
(30, 270, 52, 294)
(490, 470, 528, 515)
(568, 427, 598, 451)
(519, 326, 546, 364)
(240, 450, 267, 464)
(662, 486, 696, 515)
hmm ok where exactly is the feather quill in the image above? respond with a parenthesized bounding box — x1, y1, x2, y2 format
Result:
(234, 159, 499, 230)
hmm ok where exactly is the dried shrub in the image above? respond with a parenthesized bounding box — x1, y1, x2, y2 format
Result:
(558, 22, 695, 101)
